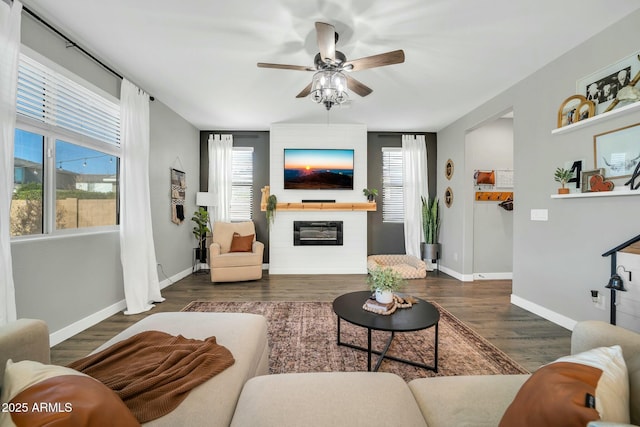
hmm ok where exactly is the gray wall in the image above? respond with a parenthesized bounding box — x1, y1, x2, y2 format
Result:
(13, 13, 199, 336)
(199, 131, 270, 262)
(366, 132, 437, 255)
(437, 10, 640, 328)
(466, 118, 514, 276)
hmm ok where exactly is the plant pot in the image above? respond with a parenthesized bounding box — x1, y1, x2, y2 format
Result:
(367, 195, 375, 202)
(558, 188, 570, 194)
(421, 243, 441, 262)
(375, 289, 394, 304)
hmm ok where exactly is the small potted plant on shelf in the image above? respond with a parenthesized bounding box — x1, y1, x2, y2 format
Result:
(554, 167, 573, 194)
(191, 207, 210, 263)
(367, 266, 405, 304)
(362, 188, 378, 202)
(421, 196, 441, 266)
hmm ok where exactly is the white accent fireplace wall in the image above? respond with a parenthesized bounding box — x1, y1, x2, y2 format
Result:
(269, 123, 368, 274)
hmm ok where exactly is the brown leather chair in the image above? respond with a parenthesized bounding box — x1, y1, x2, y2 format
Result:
(209, 221, 264, 283)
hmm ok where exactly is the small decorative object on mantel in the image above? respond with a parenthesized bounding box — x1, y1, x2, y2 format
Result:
(554, 167, 573, 194)
(362, 188, 378, 202)
(589, 174, 615, 192)
(367, 266, 405, 304)
(557, 95, 594, 128)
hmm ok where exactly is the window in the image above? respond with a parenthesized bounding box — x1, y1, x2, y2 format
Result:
(382, 147, 404, 223)
(11, 51, 120, 238)
(229, 147, 254, 222)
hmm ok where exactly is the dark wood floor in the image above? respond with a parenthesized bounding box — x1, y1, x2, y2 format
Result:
(51, 271, 572, 372)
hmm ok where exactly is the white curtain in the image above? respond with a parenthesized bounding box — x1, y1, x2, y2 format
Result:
(119, 79, 164, 315)
(402, 134, 429, 259)
(208, 134, 233, 222)
(0, 0, 21, 326)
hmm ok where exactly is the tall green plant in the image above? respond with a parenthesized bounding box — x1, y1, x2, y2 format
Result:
(421, 196, 440, 244)
(191, 207, 210, 242)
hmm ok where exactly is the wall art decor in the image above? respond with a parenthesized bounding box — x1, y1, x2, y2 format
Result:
(581, 168, 605, 193)
(594, 122, 640, 179)
(577, 50, 640, 115)
(445, 159, 454, 180)
(170, 168, 186, 224)
(444, 187, 453, 208)
(557, 95, 594, 127)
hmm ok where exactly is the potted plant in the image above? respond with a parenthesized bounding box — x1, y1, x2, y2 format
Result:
(265, 194, 277, 227)
(554, 167, 573, 194)
(362, 188, 378, 202)
(367, 266, 405, 303)
(191, 207, 211, 263)
(421, 196, 441, 265)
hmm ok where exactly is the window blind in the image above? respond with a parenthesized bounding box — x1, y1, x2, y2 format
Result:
(230, 147, 254, 222)
(17, 53, 120, 145)
(382, 147, 404, 223)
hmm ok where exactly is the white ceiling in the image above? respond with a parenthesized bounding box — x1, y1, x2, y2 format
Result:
(22, 0, 640, 132)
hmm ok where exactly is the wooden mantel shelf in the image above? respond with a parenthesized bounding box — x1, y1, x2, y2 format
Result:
(260, 202, 377, 212)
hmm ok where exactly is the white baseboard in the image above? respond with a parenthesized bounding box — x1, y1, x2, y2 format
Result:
(49, 299, 127, 346)
(510, 294, 576, 331)
(50, 266, 194, 346)
(437, 265, 474, 282)
(473, 272, 513, 280)
(159, 266, 193, 289)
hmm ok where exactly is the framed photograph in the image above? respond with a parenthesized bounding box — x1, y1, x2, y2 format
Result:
(594, 122, 640, 179)
(557, 95, 593, 128)
(581, 168, 605, 193)
(577, 50, 640, 115)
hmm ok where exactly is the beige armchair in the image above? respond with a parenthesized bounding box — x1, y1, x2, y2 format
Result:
(209, 221, 264, 283)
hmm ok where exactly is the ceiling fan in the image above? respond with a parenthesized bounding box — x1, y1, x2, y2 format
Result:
(257, 22, 405, 110)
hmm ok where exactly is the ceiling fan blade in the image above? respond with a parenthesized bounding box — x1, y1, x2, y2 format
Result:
(343, 49, 405, 72)
(257, 62, 314, 71)
(296, 82, 312, 98)
(315, 22, 336, 63)
(346, 76, 373, 97)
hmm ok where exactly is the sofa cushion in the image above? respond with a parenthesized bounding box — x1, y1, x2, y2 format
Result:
(408, 374, 529, 427)
(0, 360, 139, 427)
(231, 372, 428, 427)
(230, 232, 255, 252)
(91, 312, 269, 427)
(499, 345, 629, 427)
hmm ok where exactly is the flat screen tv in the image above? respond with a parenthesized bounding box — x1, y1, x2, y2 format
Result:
(284, 148, 354, 190)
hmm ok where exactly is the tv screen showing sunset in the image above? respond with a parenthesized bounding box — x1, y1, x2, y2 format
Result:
(284, 149, 354, 189)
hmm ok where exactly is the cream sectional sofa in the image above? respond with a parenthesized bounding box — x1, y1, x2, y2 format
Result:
(1, 314, 639, 426)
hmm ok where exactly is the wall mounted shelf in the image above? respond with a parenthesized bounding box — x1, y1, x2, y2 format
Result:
(551, 101, 640, 135)
(550, 189, 639, 199)
(260, 202, 376, 211)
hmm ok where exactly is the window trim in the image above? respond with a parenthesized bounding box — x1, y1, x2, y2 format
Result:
(229, 146, 254, 222)
(11, 48, 121, 240)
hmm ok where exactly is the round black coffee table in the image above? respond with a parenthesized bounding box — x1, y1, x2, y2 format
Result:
(332, 290, 440, 372)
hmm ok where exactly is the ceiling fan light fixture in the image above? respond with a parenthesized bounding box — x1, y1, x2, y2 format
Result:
(311, 70, 348, 110)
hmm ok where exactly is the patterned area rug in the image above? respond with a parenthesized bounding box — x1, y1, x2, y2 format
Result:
(181, 300, 528, 382)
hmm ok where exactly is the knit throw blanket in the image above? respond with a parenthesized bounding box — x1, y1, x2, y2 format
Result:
(68, 331, 235, 423)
